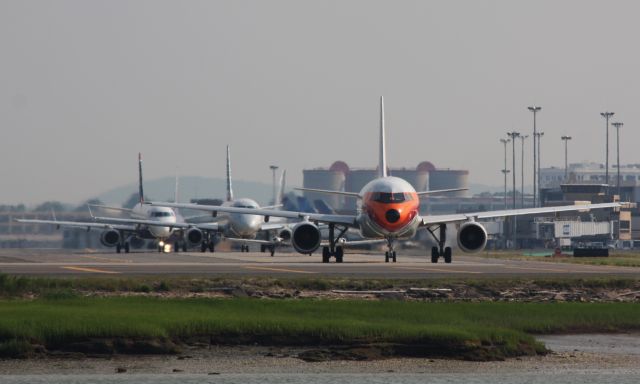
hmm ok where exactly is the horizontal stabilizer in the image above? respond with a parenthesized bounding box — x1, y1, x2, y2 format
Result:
(294, 187, 361, 198)
(416, 188, 468, 196)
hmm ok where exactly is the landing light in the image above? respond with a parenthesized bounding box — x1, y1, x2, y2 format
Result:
(163, 244, 172, 253)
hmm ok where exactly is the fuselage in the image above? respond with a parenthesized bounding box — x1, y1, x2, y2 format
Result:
(131, 203, 177, 239)
(223, 198, 263, 238)
(358, 176, 420, 239)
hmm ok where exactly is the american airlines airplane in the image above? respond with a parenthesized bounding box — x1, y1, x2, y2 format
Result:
(150, 97, 620, 263)
(17, 154, 214, 253)
(197, 145, 292, 255)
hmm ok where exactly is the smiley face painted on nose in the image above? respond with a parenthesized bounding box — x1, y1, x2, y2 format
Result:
(364, 191, 419, 232)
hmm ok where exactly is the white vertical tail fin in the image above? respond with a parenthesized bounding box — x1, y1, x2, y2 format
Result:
(378, 96, 388, 178)
(226, 145, 234, 202)
(277, 169, 286, 205)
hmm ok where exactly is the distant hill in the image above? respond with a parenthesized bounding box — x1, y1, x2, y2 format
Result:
(96, 176, 276, 207)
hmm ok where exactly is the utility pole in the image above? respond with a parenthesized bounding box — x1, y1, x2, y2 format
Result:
(601, 112, 614, 195)
(528, 106, 542, 207)
(269, 165, 279, 205)
(612, 122, 623, 199)
(500, 138, 510, 209)
(520, 135, 528, 208)
(561, 135, 572, 182)
(535, 131, 544, 206)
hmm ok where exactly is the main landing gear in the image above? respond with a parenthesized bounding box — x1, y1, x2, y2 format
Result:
(426, 224, 452, 263)
(200, 233, 216, 253)
(260, 244, 276, 257)
(239, 245, 250, 252)
(116, 241, 130, 254)
(322, 224, 347, 263)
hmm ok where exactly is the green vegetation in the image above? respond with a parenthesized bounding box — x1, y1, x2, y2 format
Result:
(480, 250, 640, 267)
(0, 297, 639, 359)
(1, 273, 639, 298)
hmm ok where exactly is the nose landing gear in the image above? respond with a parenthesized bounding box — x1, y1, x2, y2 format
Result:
(384, 238, 397, 263)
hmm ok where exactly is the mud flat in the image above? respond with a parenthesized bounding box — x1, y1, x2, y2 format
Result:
(0, 334, 639, 375)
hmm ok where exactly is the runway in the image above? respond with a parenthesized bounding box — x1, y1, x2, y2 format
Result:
(0, 248, 639, 278)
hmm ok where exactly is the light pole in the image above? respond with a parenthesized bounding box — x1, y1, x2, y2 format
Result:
(507, 132, 520, 209)
(528, 106, 542, 207)
(519, 135, 528, 208)
(507, 131, 520, 248)
(612, 122, 623, 198)
(601, 112, 614, 194)
(269, 165, 279, 205)
(500, 138, 510, 209)
(561, 135, 572, 182)
(535, 131, 544, 206)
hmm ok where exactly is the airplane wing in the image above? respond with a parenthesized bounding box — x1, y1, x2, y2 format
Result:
(148, 202, 358, 227)
(226, 237, 288, 245)
(15, 218, 136, 232)
(322, 238, 387, 247)
(91, 216, 194, 229)
(260, 223, 287, 231)
(92, 216, 224, 233)
(420, 202, 620, 226)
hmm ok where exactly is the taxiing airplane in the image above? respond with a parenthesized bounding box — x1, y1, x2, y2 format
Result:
(195, 145, 292, 255)
(150, 97, 620, 263)
(17, 154, 214, 253)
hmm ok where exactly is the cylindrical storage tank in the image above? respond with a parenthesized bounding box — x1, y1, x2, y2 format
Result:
(345, 169, 378, 211)
(302, 169, 346, 211)
(390, 169, 429, 193)
(429, 170, 470, 197)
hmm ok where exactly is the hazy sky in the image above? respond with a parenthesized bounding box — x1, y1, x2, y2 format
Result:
(1, 0, 639, 205)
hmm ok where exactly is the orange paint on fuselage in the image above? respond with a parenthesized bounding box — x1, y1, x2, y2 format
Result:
(362, 191, 419, 233)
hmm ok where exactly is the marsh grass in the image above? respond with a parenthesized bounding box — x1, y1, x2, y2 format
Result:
(0, 298, 639, 358)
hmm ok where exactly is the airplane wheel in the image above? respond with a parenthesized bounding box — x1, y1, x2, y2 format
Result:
(174, 242, 180, 252)
(431, 247, 439, 263)
(385, 251, 389, 263)
(116, 244, 121, 254)
(208, 242, 215, 252)
(335, 246, 344, 263)
(444, 247, 452, 264)
(392, 251, 397, 263)
(158, 245, 162, 253)
(124, 242, 130, 254)
(182, 242, 187, 252)
(322, 247, 330, 263)
(260, 244, 266, 253)
(270, 246, 275, 257)
(201, 242, 207, 252)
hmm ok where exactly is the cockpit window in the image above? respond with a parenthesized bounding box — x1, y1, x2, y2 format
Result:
(152, 211, 174, 217)
(372, 192, 413, 203)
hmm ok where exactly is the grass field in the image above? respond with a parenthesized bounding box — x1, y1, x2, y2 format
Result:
(0, 297, 639, 359)
(480, 250, 640, 267)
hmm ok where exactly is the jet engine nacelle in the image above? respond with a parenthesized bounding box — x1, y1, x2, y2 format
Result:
(185, 228, 204, 245)
(291, 222, 321, 254)
(100, 229, 120, 247)
(278, 228, 292, 242)
(457, 222, 488, 253)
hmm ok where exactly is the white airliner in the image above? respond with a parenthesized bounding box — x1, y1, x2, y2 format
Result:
(17, 154, 214, 253)
(150, 97, 620, 263)
(196, 145, 292, 255)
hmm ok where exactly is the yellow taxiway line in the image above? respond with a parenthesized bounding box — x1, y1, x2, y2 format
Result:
(393, 266, 482, 274)
(61, 266, 120, 274)
(244, 266, 316, 274)
(502, 265, 569, 273)
(81, 255, 132, 263)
